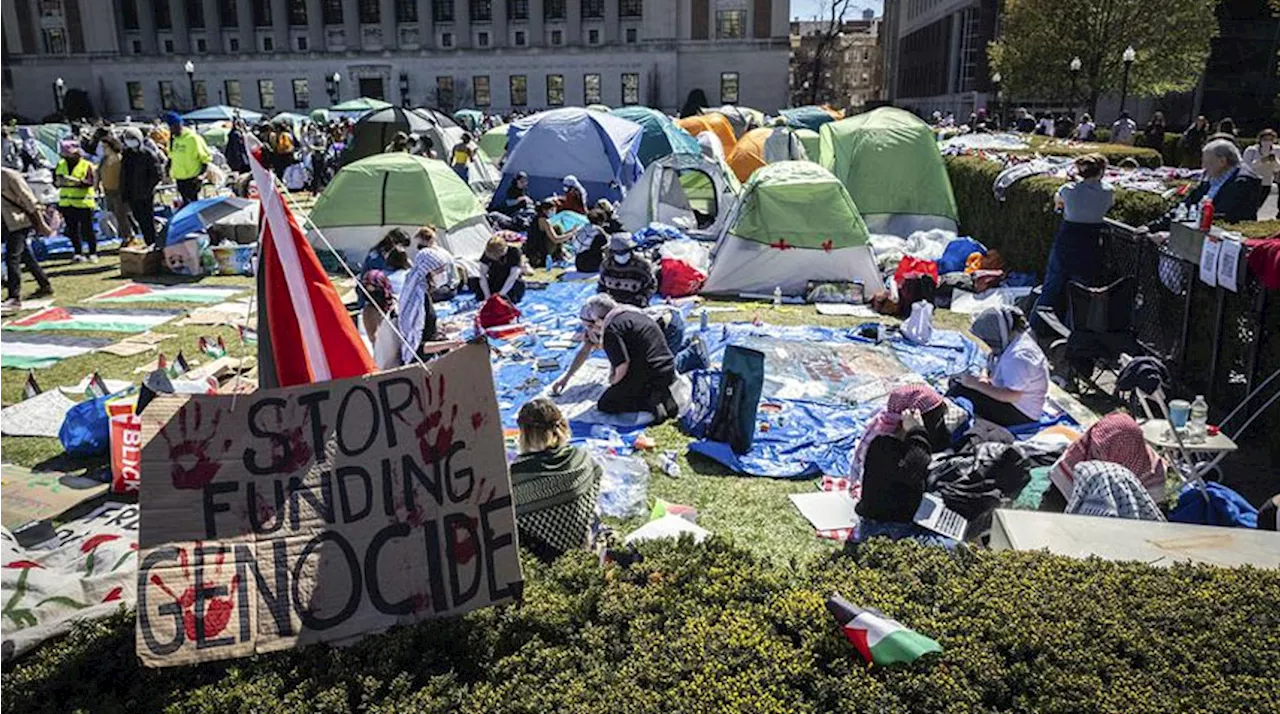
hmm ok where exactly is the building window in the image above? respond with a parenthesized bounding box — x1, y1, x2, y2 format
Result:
(229, 37, 240, 51)
(509, 74, 527, 106)
(132, 40, 142, 53)
(471, 0, 492, 22)
(296, 35, 308, 50)
(292, 78, 310, 108)
(477, 31, 490, 47)
(163, 38, 175, 53)
(225, 79, 242, 107)
(258, 79, 276, 108)
(625, 28, 637, 43)
(550, 29, 562, 45)
(219, 0, 239, 26)
(514, 30, 526, 45)
(433, 0, 454, 22)
(584, 73, 601, 105)
(507, 0, 529, 21)
(621, 72, 639, 105)
(441, 32, 453, 47)
(620, 0, 642, 18)
(322, 0, 343, 24)
(717, 10, 745, 39)
(395, 0, 417, 22)
(253, 0, 272, 26)
(42, 29, 67, 54)
(358, 0, 378, 23)
(720, 71, 739, 104)
(474, 75, 491, 106)
(122, 0, 139, 30)
(154, 0, 172, 29)
(193, 79, 208, 106)
(546, 74, 564, 105)
(186, 0, 206, 28)
(286, 0, 306, 24)
(127, 81, 145, 110)
(588, 29, 599, 45)
(436, 76, 454, 108)
(544, 0, 565, 21)
(196, 37, 208, 52)
(263, 36, 274, 51)
(158, 81, 175, 109)
(582, 0, 603, 19)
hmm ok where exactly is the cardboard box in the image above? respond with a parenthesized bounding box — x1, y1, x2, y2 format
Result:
(119, 246, 162, 277)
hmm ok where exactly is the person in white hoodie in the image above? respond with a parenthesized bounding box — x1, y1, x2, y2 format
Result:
(1242, 128, 1278, 217)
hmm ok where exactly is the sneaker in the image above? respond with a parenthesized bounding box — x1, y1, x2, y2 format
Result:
(88, 254, 99, 264)
(2, 297, 20, 310)
(28, 286, 53, 299)
(71, 255, 86, 263)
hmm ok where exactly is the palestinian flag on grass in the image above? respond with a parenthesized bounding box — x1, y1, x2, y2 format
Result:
(86, 283, 244, 304)
(4, 306, 183, 333)
(827, 594, 942, 666)
(0, 333, 114, 369)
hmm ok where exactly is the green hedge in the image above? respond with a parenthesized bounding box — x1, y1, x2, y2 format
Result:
(1017, 136, 1164, 168)
(5, 539, 1279, 714)
(944, 156, 1171, 271)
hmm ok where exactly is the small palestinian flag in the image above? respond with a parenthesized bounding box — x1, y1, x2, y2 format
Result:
(23, 370, 42, 399)
(168, 351, 190, 377)
(198, 335, 227, 359)
(827, 594, 942, 667)
(85, 372, 111, 399)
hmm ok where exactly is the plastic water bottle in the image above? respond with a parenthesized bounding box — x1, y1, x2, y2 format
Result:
(659, 451, 681, 478)
(699, 308, 709, 331)
(773, 286, 783, 307)
(1189, 395, 1209, 442)
(1173, 202, 1188, 223)
(1188, 202, 1200, 226)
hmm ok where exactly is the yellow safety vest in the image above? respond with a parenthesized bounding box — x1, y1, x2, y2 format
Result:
(56, 158, 97, 209)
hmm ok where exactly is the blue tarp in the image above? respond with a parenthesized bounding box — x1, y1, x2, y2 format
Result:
(492, 108, 644, 209)
(610, 107, 702, 166)
(164, 196, 255, 245)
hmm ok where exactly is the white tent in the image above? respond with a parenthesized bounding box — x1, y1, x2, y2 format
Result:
(702, 162, 884, 297)
(617, 153, 740, 239)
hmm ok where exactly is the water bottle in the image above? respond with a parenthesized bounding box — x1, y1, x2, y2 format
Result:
(699, 308, 709, 331)
(773, 286, 783, 307)
(1189, 395, 1209, 442)
(1188, 202, 1200, 226)
(659, 451, 681, 478)
(1173, 203, 1188, 223)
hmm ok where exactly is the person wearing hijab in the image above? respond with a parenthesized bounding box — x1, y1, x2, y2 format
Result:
(559, 175, 588, 214)
(395, 245, 444, 367)
(850, 384, 950, 483)
(949, 305, 1049, 426)
(1049, 412, 1167, 504)
(54, 139, 97, 262)
(1065, 461, 1165, 521)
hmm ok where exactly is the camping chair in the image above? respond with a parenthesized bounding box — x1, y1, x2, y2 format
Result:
(1041, 276, 1144, 397)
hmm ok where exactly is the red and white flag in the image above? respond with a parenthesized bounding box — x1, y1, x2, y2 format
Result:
(247, 134, 374, 387)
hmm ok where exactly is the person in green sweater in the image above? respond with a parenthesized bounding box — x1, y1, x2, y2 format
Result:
(510, 398, 603, 560)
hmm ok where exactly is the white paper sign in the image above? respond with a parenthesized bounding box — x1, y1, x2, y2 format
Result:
(1217, 239, 1242, 293)
(1199, 238, 1221, 287)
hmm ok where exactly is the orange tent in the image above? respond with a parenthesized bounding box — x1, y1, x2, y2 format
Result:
(677, 113, 736, 154)
(726, 127, 808, 182)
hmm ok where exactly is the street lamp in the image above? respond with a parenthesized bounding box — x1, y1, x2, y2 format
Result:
(332, 72, 341, 103)
(399, 72, 410, 107)
(53, 77, 65, 118)
(184, 60, 198, 109)
(991, 72, 1002, 129)
(1119, 46, 1136, 118)
(1069, 56, 1081, 114)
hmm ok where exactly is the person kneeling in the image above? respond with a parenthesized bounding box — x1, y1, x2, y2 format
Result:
(510, 398, 603, 560)
(948, 306, 1048, 427)
(554, 294, 679, 423)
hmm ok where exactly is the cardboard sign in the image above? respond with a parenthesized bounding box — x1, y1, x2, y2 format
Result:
(134, 342, 523, 667)
(0, 464, 109, 529)
(110, 414, 143, 494)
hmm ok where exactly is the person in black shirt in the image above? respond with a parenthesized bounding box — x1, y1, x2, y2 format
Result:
(573, 208, 611, 273)
(553, 294, 678, 422)
(469, 234, 527, 303)
(524, 200, 577, 269)
(598, 234, 656, 307)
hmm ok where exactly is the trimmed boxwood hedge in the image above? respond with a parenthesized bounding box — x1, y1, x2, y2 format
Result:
(1015, 136, 1165, 168)
(4, 539, 1279, 714)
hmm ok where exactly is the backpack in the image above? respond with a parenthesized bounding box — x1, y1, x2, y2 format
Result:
(275, 132, 294, 154)
(707, 346, 765, 455)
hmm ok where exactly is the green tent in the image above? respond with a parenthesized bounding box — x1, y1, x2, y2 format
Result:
(479, 124, 508, 159)
(610, 106, 701, 166)
(794, 128, 821, 164)
(330, 97, 392, 112)
(199, 125, 229, 149)
(818, 107, 958, 222)
(731, 161, 869, 248)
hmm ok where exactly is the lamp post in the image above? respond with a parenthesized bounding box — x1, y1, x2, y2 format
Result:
(1119, 46, 1136, 118)
(991, 72, 1002, 129)
(53, 77, 65, 118)
(399, 72, 410, 107)
(332, 72, 341, 103)
(1069, 56, 1081, 115)
(184, 60, 198, 109)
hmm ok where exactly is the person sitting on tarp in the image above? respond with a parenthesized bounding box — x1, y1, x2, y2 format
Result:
(852, 402, 959, 550)
(470, 234, 527, 304)
(393, 245, 446, 368)
(558, 175, 588, 215)
(500, 171, 532, 214)
(1043, 412, 1168, 511)
(553, 294, 679, 422)
(361, 270, 401, 370)
(412, 225, 459, 301)
(524, 199, 577, 269)
(850, 385, 951, 484)
(599, 234, 656, 307)
(1065, 461, 1164, 521)
(947, 305, 1048, 428)
(572, 208, 611, 273)
(510, 397, 603, 561)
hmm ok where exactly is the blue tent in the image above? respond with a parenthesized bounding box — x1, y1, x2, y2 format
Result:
(182, 105, 263, 123)
(781, 106, 837, 132)
(610, 107, 701, 167)
(492, 108, 644, 209)
(165, 196, 258, 245)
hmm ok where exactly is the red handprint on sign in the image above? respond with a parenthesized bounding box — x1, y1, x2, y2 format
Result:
(414, 373, 459, 464)
(149, 545, 240, 643)
(159, 401, 232, 490)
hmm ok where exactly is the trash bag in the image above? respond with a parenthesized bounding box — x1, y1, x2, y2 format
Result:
(902, 300, 934, 344)
(58, 393, 120, 458)
(658, 257, 706, 298)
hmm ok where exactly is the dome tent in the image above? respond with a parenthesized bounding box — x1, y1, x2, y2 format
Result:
(610, 106, 701, 167)
(703, 162, 883, 297)
(780, 105, 841, 132)
(819, 107, 959, 235)
(677, 113, 737, 154)
(725, 126, 809, 183)
(794, 128, 822, 162)
(707, 105, 765, 138)
(344, 107, 500, 196)
(617, 153, 740, 239)
(306, 153, 491, 265)
(491, 108, 644, 207)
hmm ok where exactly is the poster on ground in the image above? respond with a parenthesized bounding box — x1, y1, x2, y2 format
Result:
(135, 342, 523, 667)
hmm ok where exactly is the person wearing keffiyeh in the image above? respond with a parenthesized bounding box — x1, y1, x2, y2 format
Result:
(1065, 461, 1165, 521)
(849, 384, 948, 484)
(395, 249, 442, 366)
(1049, 412, 1167, 503)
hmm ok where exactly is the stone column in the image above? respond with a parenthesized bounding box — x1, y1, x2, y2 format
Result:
(343, 0, 360, 51)
(307, 0, 324, 50)
(202, 0, 222, 52)
(171, 0, 191, 53)
(528, 0, 543, 46)
(272, 0, 289, 51)
(566, 0, 581, 45)
(236, 0, 254, 52)
(137, 0, 158, 54)
(380, 0, 397, 49)
(492, 0, 508, 48)
(417, 0, 434, 48)
(603, 0, 618, 44)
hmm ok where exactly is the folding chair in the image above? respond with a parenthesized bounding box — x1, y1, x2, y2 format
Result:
(1040, 276, 1144, 396)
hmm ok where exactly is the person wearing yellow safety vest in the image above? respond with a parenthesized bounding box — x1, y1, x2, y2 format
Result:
(54, 139, 98, 263)
(165, 111, 211, 206)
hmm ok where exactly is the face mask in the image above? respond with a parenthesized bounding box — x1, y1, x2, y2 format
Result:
(125, 140, 140, 149)
(613, 252, 631, 265)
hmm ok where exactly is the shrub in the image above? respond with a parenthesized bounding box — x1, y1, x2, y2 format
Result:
(3, 539, 1278, 714)
(945, 156, 1172, 271)
(1014, 136, 1164, 168)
